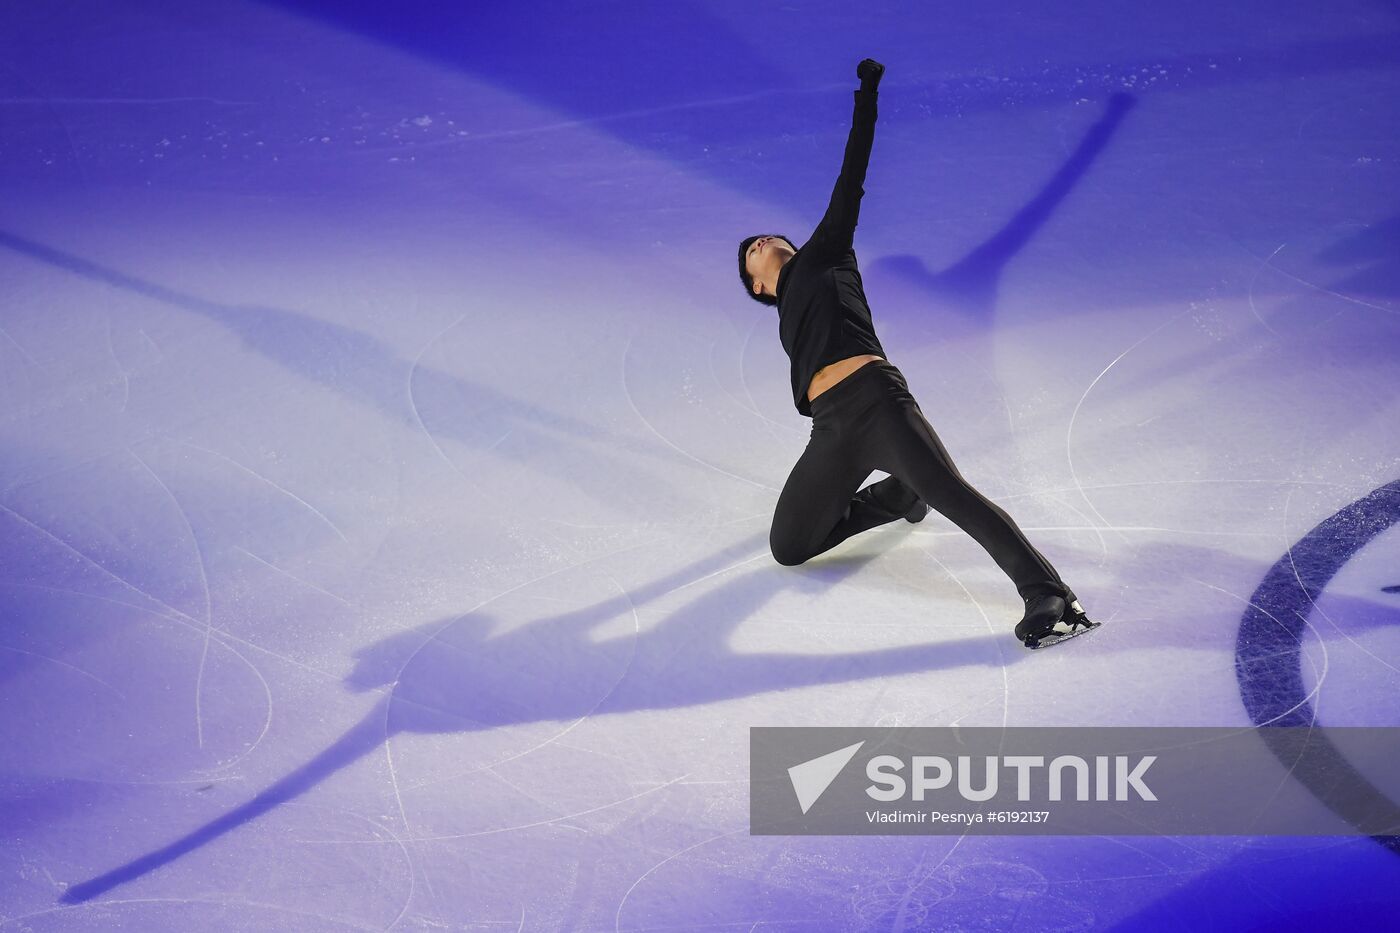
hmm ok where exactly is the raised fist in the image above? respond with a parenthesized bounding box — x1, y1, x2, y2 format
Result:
(857, 58, 884, 88)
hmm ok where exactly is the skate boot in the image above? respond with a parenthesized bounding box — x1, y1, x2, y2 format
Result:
(1016, 592, 1099, 649)
(861, 482, 927, 524)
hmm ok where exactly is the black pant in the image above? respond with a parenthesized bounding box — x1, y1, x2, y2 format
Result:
(769, 359, 1069, 602)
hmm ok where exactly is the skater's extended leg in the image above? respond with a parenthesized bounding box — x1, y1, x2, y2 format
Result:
(868, 398, 1068, 600)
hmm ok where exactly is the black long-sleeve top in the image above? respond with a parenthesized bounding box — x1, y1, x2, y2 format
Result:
(775, 86, 887, 417)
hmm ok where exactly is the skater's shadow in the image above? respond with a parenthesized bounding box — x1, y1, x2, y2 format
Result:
(59, 529, 1021, 903)
(0, 230, 709, 514)
(60, 493, 1397, 900)
(869, 93, 1137, 328)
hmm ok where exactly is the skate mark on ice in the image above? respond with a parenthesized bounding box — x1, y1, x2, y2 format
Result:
(1065, 305, 1195, 541)
(1283, 488, 1399, 677)
(137, 328, 161, 358)
(0, 645, 125, 698)
(1236, 239, 1399, 317)
(615, 828, 747, 933)
(381, 701, 411, 834)
(706, 337, 770, 437)
(739, 314, 800, 438)
(103, 312, 130, 413)
(1038, 490, 1108, 562)
(303, 774, 688, 846)
(660, 551, 769, 598)
(916, 546, 1010, 730)
(0, 324, 43, 369)
(377, 731, 419, 932)
(1222, 588, 1330, 830)
(233, 546, 352, 606)
(181, 441, 350, 544)
(476, 764, 595, 835)
(1, 510, 292, 667)
(288, 803, 416, 931)
(129, 449, 216, 749)
(997, 477, 1352, 501)
(1032, 522, 1265, 538)
(406, 312, 490, 502)
(1207, 578, 1328, 726)
(622, 333, 777, 492)
(0, 587, 290, 784)
(1245, 242, 1286, 336)
(186, 635, 275, 777)
(0, 502, 201, 638)
(0, 503, 275, 770)
(402, 774, 687, 843)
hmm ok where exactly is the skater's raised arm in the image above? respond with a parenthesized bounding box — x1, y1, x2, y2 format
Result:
(805, 58, 883, 264)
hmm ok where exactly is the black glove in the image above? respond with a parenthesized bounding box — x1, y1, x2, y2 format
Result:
(857, 58, 884, 90)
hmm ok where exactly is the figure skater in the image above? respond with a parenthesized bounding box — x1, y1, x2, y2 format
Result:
(737, 58, 1097, 648)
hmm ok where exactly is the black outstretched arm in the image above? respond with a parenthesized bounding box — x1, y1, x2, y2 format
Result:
(805, 59, 883, 263)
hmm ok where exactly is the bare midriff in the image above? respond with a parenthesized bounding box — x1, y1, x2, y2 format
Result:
(806, 354, 885, 403)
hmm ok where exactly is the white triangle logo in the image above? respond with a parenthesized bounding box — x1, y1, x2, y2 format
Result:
(788, 741, 865, 814)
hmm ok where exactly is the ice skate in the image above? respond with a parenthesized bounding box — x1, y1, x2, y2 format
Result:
(1016, 593, 1100, 649)
(858, 483, 927, 524)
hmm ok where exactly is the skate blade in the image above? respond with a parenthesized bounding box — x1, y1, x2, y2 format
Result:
(1024, 620, 1101, 649)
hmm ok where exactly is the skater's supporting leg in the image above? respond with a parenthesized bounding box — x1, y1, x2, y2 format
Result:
(769, 431, 908, 566)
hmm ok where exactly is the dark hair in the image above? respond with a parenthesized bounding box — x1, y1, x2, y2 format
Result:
(737, 234, 794, 307)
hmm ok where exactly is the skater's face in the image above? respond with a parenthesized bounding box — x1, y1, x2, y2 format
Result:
(745, 235, 796, 296)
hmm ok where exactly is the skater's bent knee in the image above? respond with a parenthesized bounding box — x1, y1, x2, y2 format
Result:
(769, 539, 810, 567)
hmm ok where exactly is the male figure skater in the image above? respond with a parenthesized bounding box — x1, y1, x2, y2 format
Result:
(737, 58, 1097, 648)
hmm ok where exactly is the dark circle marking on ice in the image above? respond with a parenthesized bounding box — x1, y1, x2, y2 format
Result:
(1234, 478, 1400, 853)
